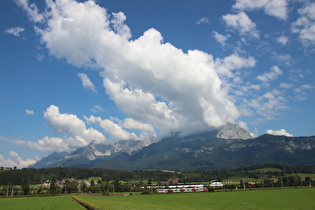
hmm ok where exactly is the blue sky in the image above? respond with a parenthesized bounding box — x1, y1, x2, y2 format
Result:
(0, 0, 314, 168)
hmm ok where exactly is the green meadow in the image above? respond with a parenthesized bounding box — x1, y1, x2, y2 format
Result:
(0, 195, 85, 210)
(74, 188, 315, 210)
(1, 188, 314, 209)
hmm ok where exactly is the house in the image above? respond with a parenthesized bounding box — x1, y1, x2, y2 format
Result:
(210, 181, 224, 188)
(0, 167, 13, 171)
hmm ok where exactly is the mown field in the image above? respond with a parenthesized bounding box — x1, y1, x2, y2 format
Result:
(1, 188, 314, 209)
(74, 188, 315, 210)
(0, 195, 85, 210)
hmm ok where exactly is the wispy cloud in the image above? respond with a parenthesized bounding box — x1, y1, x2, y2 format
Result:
(15, 0, 44, 23)
(78, 73, 97, 92)
(257, 66, 282, 83)
(0, 151, 37, 168)
(271, 53, 293, 66)
(196, 17, 209, 25)
(212, 31, 230, 46)
(276, 36, 289, 45)
(291, 1, 315, 49)
(25, 109, 34, 115)
(90, 105, 105, 113)
(233, 0, 288, 20)
(266, 129, 293, 137)
(222, 12, 259, 38)
(294, 84, 313, 93)
(215, 54, 256, 78)
(5, 26, 25, 36)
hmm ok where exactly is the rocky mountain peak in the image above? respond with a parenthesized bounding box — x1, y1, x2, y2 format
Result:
(216, 123, 252, 140)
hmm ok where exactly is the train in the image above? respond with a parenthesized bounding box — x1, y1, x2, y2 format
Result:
(153, 185, 208, 193)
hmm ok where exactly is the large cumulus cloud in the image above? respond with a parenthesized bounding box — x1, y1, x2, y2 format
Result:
(17, 0, 251, 139)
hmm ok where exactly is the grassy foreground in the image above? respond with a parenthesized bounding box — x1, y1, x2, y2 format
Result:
(75, 188, 315, 210)
(0, 195, 85, 210)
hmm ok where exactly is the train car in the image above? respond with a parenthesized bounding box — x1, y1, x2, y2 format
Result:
(154, 185, 208, 193)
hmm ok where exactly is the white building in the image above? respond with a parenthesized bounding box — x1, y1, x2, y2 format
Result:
(210, 181, 223, 188)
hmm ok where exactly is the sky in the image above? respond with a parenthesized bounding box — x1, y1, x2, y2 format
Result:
(0, 0, 314, 168)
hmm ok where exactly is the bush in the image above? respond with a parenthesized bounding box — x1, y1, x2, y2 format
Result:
(102, 191, 110, 196)
(207, 188, 215, 192)
(141, 189, 151, 195)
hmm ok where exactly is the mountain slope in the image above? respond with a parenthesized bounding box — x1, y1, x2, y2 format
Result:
(216, 123, 252, 140)
(30, 137, 156, 168)
(130, 134, 315, 171)
(30, 124, 315, 171)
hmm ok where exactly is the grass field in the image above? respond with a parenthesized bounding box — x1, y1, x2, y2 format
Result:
(75, 188, 315, 210)
(0, 195, 85, 210)
(293, 173, 315, 178)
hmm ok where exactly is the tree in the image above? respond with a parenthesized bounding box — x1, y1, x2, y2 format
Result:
(113, 180, 121, 192)
(288, 175, 301, 186)
(89, 180, 95, 193)
(304, 177, 312, 187)
(64, 179, 70, 194)
(21, 183, 30, 195)
(50, 179, 58, 194)
(68, 180, 79, 193)
(91, 180, 95, 187)
(79, 181, 88, 193)
(240, 180, 245, 189)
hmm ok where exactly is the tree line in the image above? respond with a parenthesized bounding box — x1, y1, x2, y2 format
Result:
(1, 163, 314, 185)
(0, 163, 314, 196)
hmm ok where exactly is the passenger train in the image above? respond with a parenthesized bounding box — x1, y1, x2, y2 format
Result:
(153, 184, 208, 193)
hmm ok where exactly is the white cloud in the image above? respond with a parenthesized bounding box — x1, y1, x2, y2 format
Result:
(86, 115, 136, 140)
(5, 26, 25, 36)
(196, 17, 209, 25)
(271, 53, 293, 66)
(294, 84, 313, 93)
(238, 88, 289, 123)
(233, 0, 288, 20)
(289, 69, 305, 82)
(90, 105, 105, 113)
(123, 118, 155, 133)
(238, 121, 249, 131)
(294, 84, 313, 100)
(44, 105, 107, 146)
(36, 53, 44, 61)
(212, 31, 230, 46)
(280, 82, 293, 89)
(16, 136, 71, 152)
(25, 109, 34, 115)
(16, 105, 110, 152)
(259, 91, 287, 119)
(9, 151, 19, 158)
(78, 73, 97, 92)
(24, 0, 240, 137)
(276, 36, 289, 45)
(291, 2, 315, 48)
(15, 0, 44, 23)
(215, 54, 256, 78)
(257, 66, 282, 83)
(0, 151, 37, 168)
(103, 78, 180, 134)
(266, 129, 293, 137)
(111, 12, 132, 39)
(222, 12, 259, 38)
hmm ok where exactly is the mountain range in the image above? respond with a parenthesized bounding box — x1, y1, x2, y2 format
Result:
(30, 123, 315, 171)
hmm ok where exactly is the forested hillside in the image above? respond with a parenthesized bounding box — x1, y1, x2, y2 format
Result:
(1, 163, 315, 185)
